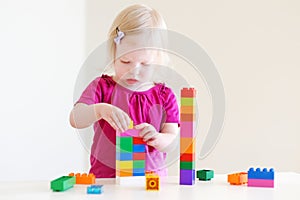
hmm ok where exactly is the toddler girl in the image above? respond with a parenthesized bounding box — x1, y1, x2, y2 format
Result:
(70, 4, 179, 178)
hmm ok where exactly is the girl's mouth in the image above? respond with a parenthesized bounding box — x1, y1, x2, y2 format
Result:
(126, 79, 139, 84)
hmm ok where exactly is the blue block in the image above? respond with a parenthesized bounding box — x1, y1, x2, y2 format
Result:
(133, 144, 145, 153)
(87, 185, 103, 194)
(248, 168, 274, 180)
(180, 169, 195, 185)
(119, 153, 133, 161)
(133, 168, 145, 176)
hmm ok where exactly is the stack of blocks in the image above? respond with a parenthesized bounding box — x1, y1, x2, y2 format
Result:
(247, 168, 274, 188)
(180, 88, 196, 185)
(116, 121, 146, 177)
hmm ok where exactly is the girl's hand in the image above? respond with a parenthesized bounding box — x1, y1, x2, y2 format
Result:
(135, 123, 159, 144)
(97, 103, 131, 132)
(135, 123, 179, 152)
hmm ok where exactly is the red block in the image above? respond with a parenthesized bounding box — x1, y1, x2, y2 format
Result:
(181, 88, 196, 97)
(133, 137, 145, 144)
(133, 152, 145, 160)
(180, 153, 195, 162)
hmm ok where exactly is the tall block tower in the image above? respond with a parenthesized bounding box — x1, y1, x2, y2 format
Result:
(179, 88, 196, 185)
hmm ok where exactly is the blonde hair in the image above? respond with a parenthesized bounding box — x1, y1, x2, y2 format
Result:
(107, 4, 168, 65)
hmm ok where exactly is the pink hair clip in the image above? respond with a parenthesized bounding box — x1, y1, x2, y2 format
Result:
(114, 27, 125, 45)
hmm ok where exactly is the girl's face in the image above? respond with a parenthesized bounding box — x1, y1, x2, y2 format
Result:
(114, 49, 157, 89)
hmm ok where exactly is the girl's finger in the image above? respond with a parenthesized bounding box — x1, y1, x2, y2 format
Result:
(111, 111, 124, 132)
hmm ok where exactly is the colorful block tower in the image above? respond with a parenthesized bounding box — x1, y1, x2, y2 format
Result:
(247, 168, 274, 188)
(116, 121, 146, 177)
(180, 88, 196, 185)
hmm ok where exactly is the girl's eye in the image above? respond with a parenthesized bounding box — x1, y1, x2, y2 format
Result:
(142, 62, 150, 66)
(121, 60, 130, 64)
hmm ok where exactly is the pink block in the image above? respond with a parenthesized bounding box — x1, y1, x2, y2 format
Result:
(120, 129, 140, 137)
(180, 122, 195, 138)
(248, 179, 274, 188)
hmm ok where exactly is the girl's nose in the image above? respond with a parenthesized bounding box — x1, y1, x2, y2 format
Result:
(130, 63, 141, 74)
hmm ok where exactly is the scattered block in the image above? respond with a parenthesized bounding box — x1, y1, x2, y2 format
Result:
(228, 172, 248, 185)
(51, 176, 75, 192)
(197, 169, 214, 181)
(146, 171, 160, 191)
(87, 185, 103, 194)
(69, 173, 95, 184)
(247, 168, 274, 188)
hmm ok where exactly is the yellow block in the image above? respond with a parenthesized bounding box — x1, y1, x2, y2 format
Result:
(119, 161, 133, 169)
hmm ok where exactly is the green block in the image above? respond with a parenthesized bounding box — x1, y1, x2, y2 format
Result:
(181, 98, 195, 106)
(133, 160, 145, 168)
(51, 176, 76, 192)
(120, 137, 133, 153)
(196, 170, 214, 181)
(180, 161, 195, 170)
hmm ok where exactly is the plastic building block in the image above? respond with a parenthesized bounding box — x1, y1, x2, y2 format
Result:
(180, 138, 195, 154)
(128, 120, 134, 129)
(180, 98, 195, 106)
(247, 168, 274, 188)
(247, 168, 274, 180)
(180, 153, 194, 162)
(228, 172, 248, 185)
(51, 176, 76, 192)
(87, 185, 103, 194)
(180, 113, 196, 121)
(180, 161, 195, 170)
(248, 179, 274, 188)
(146, 172, 160, 191)
(119, 137, 133, 153)
(181, 106, 194, 114)
(133, 152, 146, 160)
(180, 169, 195, 185)
(181, 88, 196, 97)
(196, 170, 214, 181)
(69, 173, 95, 184)
(180, 122, 195, 138)
(133, 144, 146, 152)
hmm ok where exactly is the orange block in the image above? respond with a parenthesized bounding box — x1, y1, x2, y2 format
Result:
(69, 173, 95, 184)
(180, 113, 195, 121)
(228, 172, 248, 185)
(180, 138, 195, 154)
(180, 106, 194, 114)
(181, 88, 196, 97)
(119, 170, 133, 177)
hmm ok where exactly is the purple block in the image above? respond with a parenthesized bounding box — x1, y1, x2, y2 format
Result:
(248, 179, 274, 188)
(180, 169, 195, 185)
(180, 122, 195, 138)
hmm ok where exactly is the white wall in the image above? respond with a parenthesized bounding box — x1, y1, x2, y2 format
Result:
(85, 0, 300, 174)
(0, 0, 88, 181)
(0, 0, 299, 181)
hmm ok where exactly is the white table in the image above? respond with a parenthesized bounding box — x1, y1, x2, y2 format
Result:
(0, 173, 300, 200)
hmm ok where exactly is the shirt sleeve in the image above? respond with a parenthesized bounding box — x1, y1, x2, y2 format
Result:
(76, 77, 102, 105)
(163, 87, 180, 124)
